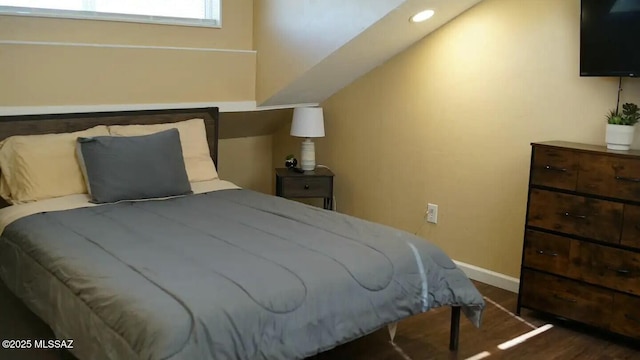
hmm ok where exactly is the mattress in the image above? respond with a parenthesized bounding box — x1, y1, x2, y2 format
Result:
(0, 187, 484, 360)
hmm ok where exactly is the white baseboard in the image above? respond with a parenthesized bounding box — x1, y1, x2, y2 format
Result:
(453, 260, 520, 294)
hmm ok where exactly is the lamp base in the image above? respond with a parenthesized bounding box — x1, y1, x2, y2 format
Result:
(300, 138, 316, 171)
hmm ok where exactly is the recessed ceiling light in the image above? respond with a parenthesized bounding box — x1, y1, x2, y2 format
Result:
(410, 9, 435, 23)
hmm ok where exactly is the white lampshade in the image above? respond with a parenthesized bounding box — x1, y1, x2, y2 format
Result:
(290, 107, 325, 138)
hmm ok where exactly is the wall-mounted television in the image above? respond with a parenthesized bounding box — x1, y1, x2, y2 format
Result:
(580, 0, 640, 77)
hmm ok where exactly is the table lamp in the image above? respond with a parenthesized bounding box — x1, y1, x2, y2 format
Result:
(290, 107, 325, 171)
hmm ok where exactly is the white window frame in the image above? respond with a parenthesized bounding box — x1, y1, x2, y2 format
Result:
(0, 1, 221, 28)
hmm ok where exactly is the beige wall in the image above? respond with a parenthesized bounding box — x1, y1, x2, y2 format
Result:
(0, 1, 269, 193)
(218, 135, 274, 194)
(273, 0, 640, 277)
(253, 0, 403, 104)
(0, 44, 255, 106)
(0, 0, 255, 106)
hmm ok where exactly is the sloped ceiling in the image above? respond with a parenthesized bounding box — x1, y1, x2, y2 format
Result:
(254, 0, 483, 107)
(227, 0, 484, 139)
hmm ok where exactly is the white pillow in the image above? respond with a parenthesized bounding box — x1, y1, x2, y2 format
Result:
(0, 126, 110, 203)
(108, 118, 218, 182)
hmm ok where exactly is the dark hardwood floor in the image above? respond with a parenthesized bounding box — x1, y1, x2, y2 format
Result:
(313, 282, 640, 359)
(1, 280, 639, 360)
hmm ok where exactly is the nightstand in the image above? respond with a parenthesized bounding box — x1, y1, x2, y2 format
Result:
(275, 168, 334, 210)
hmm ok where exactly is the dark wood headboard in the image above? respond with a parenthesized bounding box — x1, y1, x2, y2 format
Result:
(0, 107, 220, 167)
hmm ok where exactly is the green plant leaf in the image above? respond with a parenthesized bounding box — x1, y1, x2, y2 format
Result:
(607, 103, 640, 125)
(620, 102, 640, 126)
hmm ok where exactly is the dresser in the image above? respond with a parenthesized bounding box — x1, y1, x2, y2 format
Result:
(517, 141, 640, 340)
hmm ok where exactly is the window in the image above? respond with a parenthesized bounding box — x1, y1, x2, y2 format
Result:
(0, 0, 221, 28)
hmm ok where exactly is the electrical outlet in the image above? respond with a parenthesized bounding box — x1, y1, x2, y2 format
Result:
(427, 203, 438, 224)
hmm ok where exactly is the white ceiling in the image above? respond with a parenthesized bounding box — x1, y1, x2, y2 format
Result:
(260, 0, 484, 106)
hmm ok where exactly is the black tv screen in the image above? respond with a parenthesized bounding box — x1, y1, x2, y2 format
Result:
(581, 0, 640, 77)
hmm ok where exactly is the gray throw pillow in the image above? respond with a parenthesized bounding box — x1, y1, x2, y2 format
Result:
(76, 128, 192, 203)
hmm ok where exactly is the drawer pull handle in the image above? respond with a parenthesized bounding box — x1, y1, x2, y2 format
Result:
(625, 314, 640, 324)
(606, 267, 631, 275)
(562, 212, 587, 220)
(615, 175, 640, 183)
(304, 184, 310, 190)
(553, 294, 577, 303)
(536, 250, 558, 257)
(544, 165, 567, 172)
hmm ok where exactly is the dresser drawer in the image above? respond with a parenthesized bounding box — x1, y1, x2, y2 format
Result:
(527, 189, 623, 244)
(612, 157, 640, 202)
(611, 293, 640, 339)
(567, 241, 640, 295)
(578, 154, 640, 201)
(522, 230, 571, 275)
(520, 270, 613, 328)
(577, 153, 616, 198)
(280, 177, 332, 198)
(531, 147, 578, 190)
(622, 205, 640, 249)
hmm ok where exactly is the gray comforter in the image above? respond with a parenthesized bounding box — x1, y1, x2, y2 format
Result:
(0, 189, 484, 360)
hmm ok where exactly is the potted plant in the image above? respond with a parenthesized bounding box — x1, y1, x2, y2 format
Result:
(606, 102, 640, 150)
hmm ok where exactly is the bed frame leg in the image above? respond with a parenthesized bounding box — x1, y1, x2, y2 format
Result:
(449, 306, 461, 351)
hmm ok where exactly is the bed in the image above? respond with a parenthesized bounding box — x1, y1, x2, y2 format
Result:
(0, 107, 484, 360)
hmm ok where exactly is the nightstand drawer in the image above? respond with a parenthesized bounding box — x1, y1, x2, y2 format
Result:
(275, 168, 334, 210)
(280, 177, 332, 198)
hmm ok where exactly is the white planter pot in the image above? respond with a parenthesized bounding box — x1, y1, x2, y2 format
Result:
(606, 124, 636, 150)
